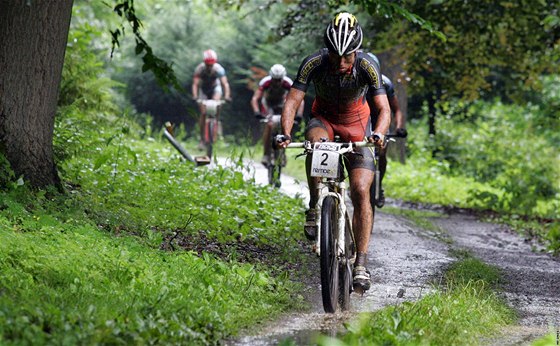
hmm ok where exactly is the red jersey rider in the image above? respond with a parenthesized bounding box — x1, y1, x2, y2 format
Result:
(192, 49, 232, 149)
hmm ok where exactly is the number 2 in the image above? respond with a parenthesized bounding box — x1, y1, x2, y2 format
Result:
(321, 153, 329, 166)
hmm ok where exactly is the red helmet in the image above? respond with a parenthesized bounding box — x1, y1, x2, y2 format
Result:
(203, 49, 218, 64)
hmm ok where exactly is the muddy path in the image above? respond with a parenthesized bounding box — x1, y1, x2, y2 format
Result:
(224, 160, 560, 345)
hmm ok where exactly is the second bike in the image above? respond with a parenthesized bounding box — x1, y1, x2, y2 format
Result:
(198, 99, 225, 159)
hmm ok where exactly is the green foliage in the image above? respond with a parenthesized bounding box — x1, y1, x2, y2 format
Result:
(395, 0, 559, 101)
(432, 100, 559, 218)
(55, 4, 124, 165)
(0, 213, 298, 344)
(531, 332, 558, 346)
(1, 117, 307, 344)
(0, 153, 16, 189)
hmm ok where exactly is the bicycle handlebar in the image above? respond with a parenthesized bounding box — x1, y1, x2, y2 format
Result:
(197, 99, 226, 106)
(279, 132, 406, 149)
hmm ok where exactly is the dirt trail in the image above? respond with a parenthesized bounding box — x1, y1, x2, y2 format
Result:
(227, 208, 453, 345)
(224, 160, 559, 345)
(432, 213, 560, 343)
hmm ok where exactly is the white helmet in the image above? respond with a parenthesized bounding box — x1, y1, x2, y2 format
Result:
(269, 64, 287, 80)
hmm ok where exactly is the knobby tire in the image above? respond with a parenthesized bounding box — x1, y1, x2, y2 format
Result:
(339, 211, 354, 311)
(320, 196, 339, 313)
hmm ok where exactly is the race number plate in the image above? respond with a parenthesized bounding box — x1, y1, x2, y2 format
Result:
(310, 143, 342, 178)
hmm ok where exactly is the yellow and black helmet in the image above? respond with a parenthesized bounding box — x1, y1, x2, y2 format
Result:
(324, 12, 363, 56)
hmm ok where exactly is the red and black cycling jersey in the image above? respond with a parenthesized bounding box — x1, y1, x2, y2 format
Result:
(292, 48, 386, 125)
(258, 75, 293, 111)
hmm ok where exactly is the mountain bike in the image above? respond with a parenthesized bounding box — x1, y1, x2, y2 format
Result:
(260, 114, 285, 188)
(198, 99, 225, 159)
(286, 138, 377, 313)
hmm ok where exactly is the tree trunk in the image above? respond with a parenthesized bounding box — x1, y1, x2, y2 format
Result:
(0, 0, 74, 189)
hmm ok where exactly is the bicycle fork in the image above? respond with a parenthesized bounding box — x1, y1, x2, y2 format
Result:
(314, 181, 348, 259)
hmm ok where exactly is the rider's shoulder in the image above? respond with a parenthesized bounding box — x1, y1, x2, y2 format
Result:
(259, 75, 273, 87)
(283, 76, 294, 86)
(356, 51, 380, 69)
(382, 75, 394, 88)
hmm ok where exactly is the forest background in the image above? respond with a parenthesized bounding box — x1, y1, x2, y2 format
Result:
(0, 0, 559, 344)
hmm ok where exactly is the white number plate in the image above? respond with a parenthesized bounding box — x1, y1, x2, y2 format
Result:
(310, 143, 342, 178)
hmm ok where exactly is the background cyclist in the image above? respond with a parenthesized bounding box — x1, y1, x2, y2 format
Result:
(277, 12, 391, 292)
(191, 49, 232, 149)
(367, 53, 407, 208)
(251, 64, 304, 166)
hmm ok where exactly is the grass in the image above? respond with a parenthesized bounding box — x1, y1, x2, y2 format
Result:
(316, 252, 515, 346)
(0, 126, 309, 345)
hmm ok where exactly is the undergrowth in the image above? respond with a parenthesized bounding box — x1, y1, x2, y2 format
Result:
(0, 124, 308, 344)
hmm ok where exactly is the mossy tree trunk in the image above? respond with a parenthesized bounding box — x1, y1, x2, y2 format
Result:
(0, 1, 73, 189)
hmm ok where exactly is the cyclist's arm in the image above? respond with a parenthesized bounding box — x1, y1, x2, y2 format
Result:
(389, 94, 405, 129)
(192, 75, 200, 100)
(220, 75, 231, 101)
(371, 94, 391, 142)
(251, 88, 263, 114)
(280, 88, 305, 145)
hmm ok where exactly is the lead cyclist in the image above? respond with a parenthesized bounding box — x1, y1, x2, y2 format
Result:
(277, 12, 391, 292)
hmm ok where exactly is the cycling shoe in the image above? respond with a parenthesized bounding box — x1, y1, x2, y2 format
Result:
(304, 208, 317, 241)
(353, 265, 371, 293)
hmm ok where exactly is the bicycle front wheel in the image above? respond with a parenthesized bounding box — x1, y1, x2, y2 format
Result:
(339, 211, 354, 311)
(320, 196, 339, 313)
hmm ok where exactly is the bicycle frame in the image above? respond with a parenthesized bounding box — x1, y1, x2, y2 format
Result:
(261, 114, 285, 187)
(198, 99, 225, 157)
(287, 141, 375, 258)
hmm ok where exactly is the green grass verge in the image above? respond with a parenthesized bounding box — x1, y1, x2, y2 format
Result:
(0, 128, 308, 345)
(317, 253, 515, 346)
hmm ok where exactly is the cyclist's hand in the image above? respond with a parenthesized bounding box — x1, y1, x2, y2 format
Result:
(370, 133, 385, 147)
(275, 134, 291, 148)
(225, 96, 232, 102)
(254, 112, 266, 120)
(396, 127, 408, 138)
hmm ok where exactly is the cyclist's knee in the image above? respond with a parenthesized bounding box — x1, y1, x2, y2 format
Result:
(306, 127, 328, 141)
(350, 181, 370, 202)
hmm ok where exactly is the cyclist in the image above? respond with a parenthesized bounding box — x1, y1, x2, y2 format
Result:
(251, 64, 304, 166)
(192, 49, 232, 149)
(367, 53, 407, 208)
(277, 12, 391, 292)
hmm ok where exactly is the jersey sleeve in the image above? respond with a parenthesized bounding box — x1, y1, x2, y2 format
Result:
(258, 76, 271, 90)
(282, 76, 294, 89)
(382, 75, 395, 99)
(292, 50, 325, 92)
(358, 52, 385, 97)
(214, 63, 226, 78)
(193, 63, 204, 77)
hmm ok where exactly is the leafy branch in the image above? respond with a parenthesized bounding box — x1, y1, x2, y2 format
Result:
(107, 0, 182, 92)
